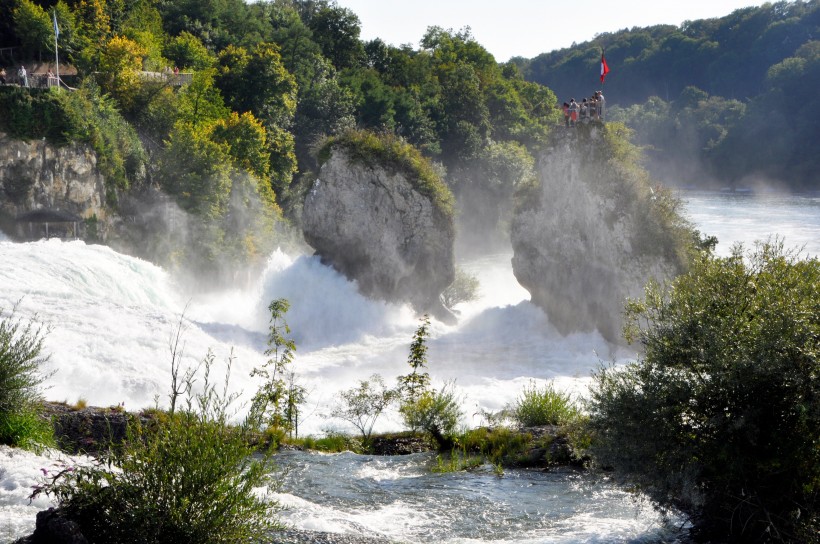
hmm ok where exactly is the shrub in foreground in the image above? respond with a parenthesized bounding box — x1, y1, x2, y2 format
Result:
(38, 354, 281, 544)
(0, 305, 54, 451)
(588, 241, 820, 543)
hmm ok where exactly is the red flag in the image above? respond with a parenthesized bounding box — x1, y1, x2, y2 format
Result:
(600, 52, 610, 83)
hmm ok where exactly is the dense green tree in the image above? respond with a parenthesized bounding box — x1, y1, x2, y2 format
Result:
(12, 0, 53, 60)
(589, 241, 820, 542)
(304, 2, 363, 70)
(160, 120, 233, 219)
(164, 30, 214, 70)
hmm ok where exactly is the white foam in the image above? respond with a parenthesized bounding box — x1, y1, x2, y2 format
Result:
(0, 446, 91, 543)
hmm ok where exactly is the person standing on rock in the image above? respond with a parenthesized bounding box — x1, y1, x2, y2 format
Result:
(18, 65, 28, 87)
(568, 98, 578, 127)
(596, 91, 605, 121)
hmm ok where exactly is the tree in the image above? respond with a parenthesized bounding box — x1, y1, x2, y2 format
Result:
(330, 374, 396, 446)
(250, 298, 304, 439)
(216, 42, 297, 128)
(160, 120, 233, 219)
(96, 35, 147, 109)
(164, 31, 214, 71)
(440, 267, 480, 309)
(588, 241, 820, 542)
(397, 314, 431, 407)
(306, 3, 364, 70)
(13, 0, 52, 60)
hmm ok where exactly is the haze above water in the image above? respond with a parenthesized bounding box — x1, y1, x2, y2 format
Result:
(2, 191, 819, 543)
(0, 191, 818, 433)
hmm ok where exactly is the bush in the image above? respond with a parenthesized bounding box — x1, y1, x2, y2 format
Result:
(400, 384, 463, 449)
(39, 353, 282, 544)
(511, 381, 581, 427)
(588, 241, 820, 543)
(440, 267, 480, 309)
(0, 305, 53, 451)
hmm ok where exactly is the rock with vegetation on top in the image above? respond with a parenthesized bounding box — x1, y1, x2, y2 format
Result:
(0, 132, 106, 221)
(302, 132, 456, 322)
(511, 124, 694, 343)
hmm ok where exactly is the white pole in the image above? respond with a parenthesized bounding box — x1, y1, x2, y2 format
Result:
(53, 11, 60, 88)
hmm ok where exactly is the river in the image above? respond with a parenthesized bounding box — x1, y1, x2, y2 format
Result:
(1, 191, 818, 542)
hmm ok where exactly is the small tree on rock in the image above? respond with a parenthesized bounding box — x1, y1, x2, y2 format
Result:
(330, 374, 396, 447)
(251, 298, 305, 439)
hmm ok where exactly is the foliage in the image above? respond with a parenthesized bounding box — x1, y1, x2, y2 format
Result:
(0, 87, 74, 143)
(588, 241, 820, 542)
(0, 305, 54, 452)
(0, 305, 51, 416)
(0, 409, 55, 451)
(164, 31, 214, 71)
(510, 381, 582, 427)
(330, 374, 397, 445)
(440, 267, 480, 309)
(397, 314, 432, 407)
(95, 35, 147, 109)
(456, 426, 531, 466)
(251, 298, 305, 438)
(60, 83, 147, 198)
(36, 352, 282, 544)
(160, 120, 233, 219)
(289, 432, 360, 453)
(400, 384, 463, 450)
(13, 0, 54, 60)
(319, 130, 455, 220)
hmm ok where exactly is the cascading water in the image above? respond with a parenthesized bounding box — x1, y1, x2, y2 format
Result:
(2, 190, 819, 542)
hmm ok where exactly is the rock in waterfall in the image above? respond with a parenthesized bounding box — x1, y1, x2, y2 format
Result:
(511, 124, 694, 343)
(302, 135, 456, 322)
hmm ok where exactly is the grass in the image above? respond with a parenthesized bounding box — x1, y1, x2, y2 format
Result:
(511, 381, 582, 427)
(0, 408, 55, 452)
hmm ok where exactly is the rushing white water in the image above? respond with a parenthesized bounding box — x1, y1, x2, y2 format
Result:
(2, 191, 819, 542)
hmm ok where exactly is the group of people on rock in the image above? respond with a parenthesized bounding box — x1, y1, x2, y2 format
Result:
(563, 91, 605, 127)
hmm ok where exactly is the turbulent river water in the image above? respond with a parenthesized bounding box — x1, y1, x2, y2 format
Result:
(1, 190, 819, 542)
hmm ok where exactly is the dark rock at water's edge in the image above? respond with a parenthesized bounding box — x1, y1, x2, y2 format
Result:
(302, 148, 456, 324)
(43, 401, 137, 455)
(12, 508, 88, 544)
(369, 434, 432, 455)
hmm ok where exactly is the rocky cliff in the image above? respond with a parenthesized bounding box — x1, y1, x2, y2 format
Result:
(511, 124, 692, 343)
(0, 131, 107, 232)
(302, 148, 455, 321)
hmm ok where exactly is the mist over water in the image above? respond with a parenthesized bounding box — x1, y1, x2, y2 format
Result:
(2, 192, 819, 541)
(683, 191, 820, 257)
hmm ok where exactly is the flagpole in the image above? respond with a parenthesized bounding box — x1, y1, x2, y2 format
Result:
(52, 10, 60, 89)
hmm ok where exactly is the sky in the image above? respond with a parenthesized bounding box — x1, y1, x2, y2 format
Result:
(335, 0, 772, 61)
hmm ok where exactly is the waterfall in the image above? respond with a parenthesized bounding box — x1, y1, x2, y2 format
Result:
(0, 239, 616, 434)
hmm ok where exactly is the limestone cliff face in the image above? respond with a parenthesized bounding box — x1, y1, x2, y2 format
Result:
(302, 149, 455, 320)
(0, 131, 107, 220)
(511, 125, 688, 343)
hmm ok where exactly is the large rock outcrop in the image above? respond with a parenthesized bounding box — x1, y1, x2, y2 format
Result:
(0, 131, 107, 227)
(302, 148, 455, 321)
(511, 125, 691, 343)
